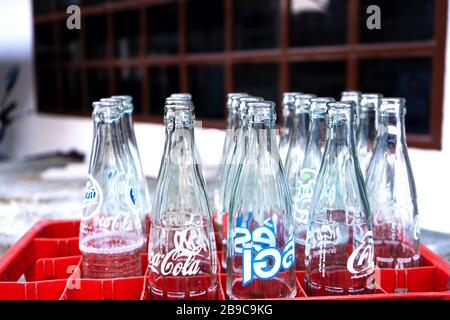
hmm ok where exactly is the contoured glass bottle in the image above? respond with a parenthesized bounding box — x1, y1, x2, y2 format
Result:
(284, 94, 315, 199)
(80, 100, 144, 279)
(220, 96, 263, 270)
(148, 100, 218, 299)
(279, 92, 302, 164)
(227, 101, 296, 300)
(356, 93, 383, 179)
(366, 98, 420, 269)
(305, 101, 375, 296)
(292, 97, 334, 270)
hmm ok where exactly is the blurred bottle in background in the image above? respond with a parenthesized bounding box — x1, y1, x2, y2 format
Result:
(79, 100, 144, 279)
(305, 101, 375, 296)
(356, 93, 383, 179)
(148, 99, 218, 300)
(292, 97, 334, 270)
(227, 101, 296, 300)
(285, 94, 315, 198)
(366, 98, 420, 271)
(279, 92, 302, 165)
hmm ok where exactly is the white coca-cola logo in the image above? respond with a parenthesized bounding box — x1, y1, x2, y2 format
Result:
(148, 228, 210, 277)
(347, 231, 375, 275)
(413, 215, 420, 241)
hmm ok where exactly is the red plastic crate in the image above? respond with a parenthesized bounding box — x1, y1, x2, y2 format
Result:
(0, 219, 448, 300)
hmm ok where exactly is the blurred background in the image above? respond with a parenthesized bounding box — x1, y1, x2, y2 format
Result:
(0, 0, 448, 257)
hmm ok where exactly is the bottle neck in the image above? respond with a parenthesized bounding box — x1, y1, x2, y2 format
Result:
(357, 109, 377, 143)
(165, 116, 197, 166)
(293, 110, 310, 141)
(328, 118, 356, 153)
(282, 108, 295, 133)
(121, 111, 138, 148)
(378, 112, 407, 150)
(309, 116, 327, 148)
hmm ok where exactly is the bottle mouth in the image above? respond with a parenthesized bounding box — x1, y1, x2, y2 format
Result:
(227, 93, 248, 109)
(341, 91, 361, 97)
(164, 99, 194, 111)
(92, 101, 121, 122)
(283, 92, 302, 107)
(170, 93, 192, 100)
(327, 102, 355, 123)
(380, 97, 407, 115)
(310, 97, 334, 116)
(246, 101, 276, 124)
(111, 95, 132, 103)
(238, 97, 264, 117)
(104, 97, 133, 113)
(360, 93, 383, 111)
(294, 94, 316, 109)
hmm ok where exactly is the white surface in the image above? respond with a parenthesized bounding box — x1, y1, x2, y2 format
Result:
(0, 0, 449, 233)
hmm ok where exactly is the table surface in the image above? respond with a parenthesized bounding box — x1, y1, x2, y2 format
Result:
(0, 165, 449, 260)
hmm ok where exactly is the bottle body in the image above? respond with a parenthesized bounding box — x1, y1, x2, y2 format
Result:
(305, 102, 375, 296)
(227, 101, 296, 300)
(366, 98, 420, 269)
(148, 102, 218, 299)
(80, 101, 144, 279)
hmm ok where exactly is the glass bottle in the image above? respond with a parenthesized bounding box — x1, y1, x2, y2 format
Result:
(356, 93, 383, 179)
(148, 100, 218, 300)
(285, 94, 315, 198)
(305, 101, 375, 296)
(279, 92, 302, 164)
(292, 97, 334, 270)
(220, 96, 263, 270)
(366, 98, 420, 269)
(79, 100, 145, 279)
(227, 101, 296, 300)
(213, 93, 248, 236)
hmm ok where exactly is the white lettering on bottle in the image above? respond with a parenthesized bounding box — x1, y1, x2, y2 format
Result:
(347, 231, 375, 277)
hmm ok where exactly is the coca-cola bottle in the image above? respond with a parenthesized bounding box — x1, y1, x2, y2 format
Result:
(356, 93, 383, 179)
(79, 100, 145, 279)
(305, 101, 375, 296)
(227, 101, 296, 300)
(148, 99, 218, 300)
(366, 98, 420, 270)
(213, 93, 248, 245)
(220, 96, 263, 270)
(292, 97, 334, 270)
(279, 92, 302, 164)
(285, 94, 315, 198)
(341, 91, 361, 128)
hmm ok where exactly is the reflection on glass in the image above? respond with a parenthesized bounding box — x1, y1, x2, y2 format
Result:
(114, 10, 140, 58)
(35, 24, 55, 63)
(233, 63, 279, 102)
(58, 20, 81, 61)
(84, 15, 107, 59)
(289, 0, 347, 47)
(62, 68, 82, 111)
(233, 0, 279, 50)
(36, 67, 57, 111)
(115, 67, 143, 113)
(360, 0, 434, 43)
(147, 4, 179, 55)
(188, 65, 225, 119)
(87, 69, 110, 103)
(187, 0, 224, 53)
(359, 58, 431, 134)
(289, 61, 346, 98)
(149, 67, 180, 116)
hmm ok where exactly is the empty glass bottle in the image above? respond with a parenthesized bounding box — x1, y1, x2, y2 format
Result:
(366, 98, 420, 270)
(227, 101, 296, 300)
(170, 93, 192, 100)
(220, 96, 263, 270)
(148, 100, 218, 300)
(285, 94, 315, 198)
(356, 93, 383, 179)
(213, 93, 248, 238)
(279, 92, 302, 164)
(305, 101, 375, 296)
(292, 97, 334, 270)
(80, 100, 145, 279)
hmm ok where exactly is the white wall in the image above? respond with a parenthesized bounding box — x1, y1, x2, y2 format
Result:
(0, 0, 449, 233)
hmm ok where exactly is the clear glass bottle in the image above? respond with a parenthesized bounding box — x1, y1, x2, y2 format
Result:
(79, 100, 145, 279)
(213, 93, 248, 237)
(220, 96, 263, 270)
(356, 93, 383, 179)
(285, 94, 315, 199)
(305, 101, 375, 296)
(366, 98, 420, 269)
(227, 101, 296, 300)
(292, 97, 334, 270)
(148, 100, 218, 300)
(279, 92, 302, 164)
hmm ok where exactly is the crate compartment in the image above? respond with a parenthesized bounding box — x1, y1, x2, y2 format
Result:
(0, 280, 68, 300)
(35, 256, 81, 281)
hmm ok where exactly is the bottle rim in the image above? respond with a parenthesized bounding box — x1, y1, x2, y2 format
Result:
(170, 93, 192, 100)
(283, 92, 302, 107)
(294, 94, 316, 108)
(111, 95, 132, 103)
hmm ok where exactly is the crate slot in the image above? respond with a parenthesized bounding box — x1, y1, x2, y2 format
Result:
(35, 256, 82, 281)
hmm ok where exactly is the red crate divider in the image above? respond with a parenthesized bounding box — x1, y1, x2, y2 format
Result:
(0, 219, 448, 300)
